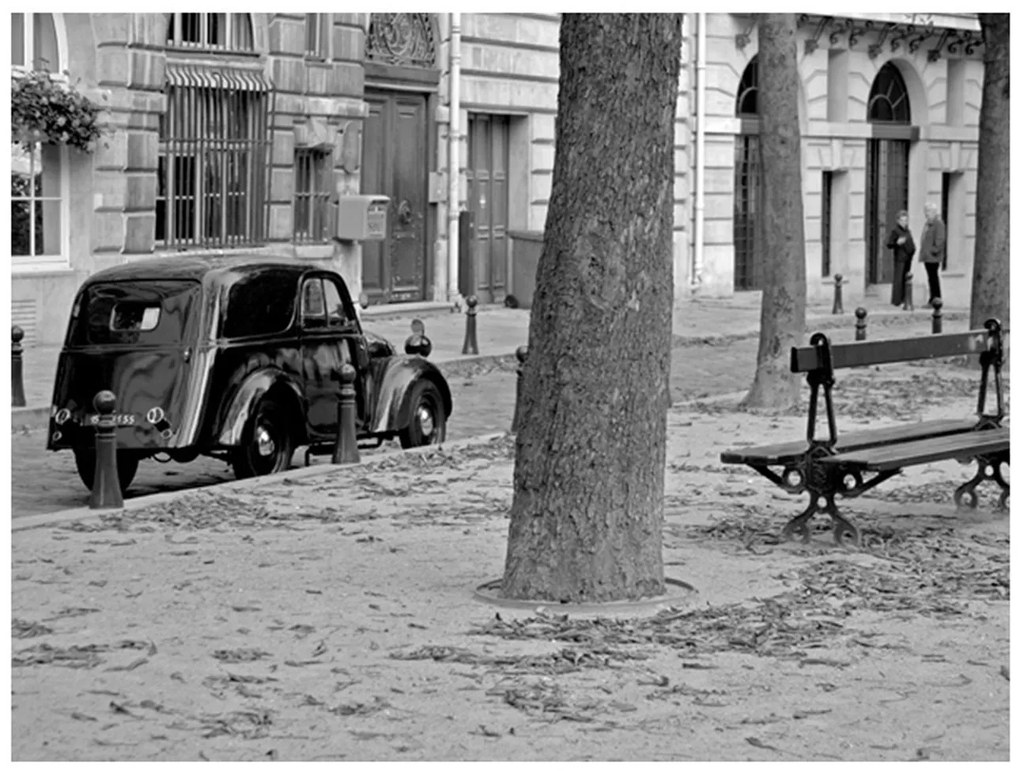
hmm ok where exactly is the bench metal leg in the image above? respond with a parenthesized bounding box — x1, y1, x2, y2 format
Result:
(781, 491, 861, 547)
(954, 453, 1009, 510)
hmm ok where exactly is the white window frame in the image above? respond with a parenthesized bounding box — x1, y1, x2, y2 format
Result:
(166, 13, 254, 52)
(304, 14, 330, 59)
(11, 13, 71, 272)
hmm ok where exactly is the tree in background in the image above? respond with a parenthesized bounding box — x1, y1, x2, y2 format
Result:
(501, 14, 683, 603)
(740, 14, 806, 410)
(969, 14, 1009, 329)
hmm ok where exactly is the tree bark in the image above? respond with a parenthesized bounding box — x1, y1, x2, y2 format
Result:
(740, 14, 806, 410)
(501, 14, 682, 603)
(970, 14, 1010, 330)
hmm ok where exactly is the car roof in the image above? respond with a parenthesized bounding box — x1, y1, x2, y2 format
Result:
(81, 254, 320, 288)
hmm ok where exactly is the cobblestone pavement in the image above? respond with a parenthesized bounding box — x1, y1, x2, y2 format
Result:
(9, 307, 965, 518)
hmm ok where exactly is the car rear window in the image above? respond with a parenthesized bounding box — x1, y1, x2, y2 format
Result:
(68, 280, 200, 347)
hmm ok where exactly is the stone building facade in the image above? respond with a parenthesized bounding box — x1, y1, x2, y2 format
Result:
(11, 13, 987, 344)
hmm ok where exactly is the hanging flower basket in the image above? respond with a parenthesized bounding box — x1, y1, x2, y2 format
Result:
(11, 70, 106, 153)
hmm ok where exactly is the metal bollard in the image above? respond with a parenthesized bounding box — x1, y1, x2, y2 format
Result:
(89, 390, 124, 510)
(404, 318, 432, 357)
(511, 345, 529, 433)
(831, 274, 844, 315)
(854, 307, 868, 341)
(903, 272, 914, 311)
(931, 297, 943, 334)
(332, 363, 360, 465)
(461, 294, 479, 355)
(12, 325, 26, 407)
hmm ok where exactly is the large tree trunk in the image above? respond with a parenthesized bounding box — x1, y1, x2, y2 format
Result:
(741, 14, 807, 409)
(970, 14, 1009, 329)
(501, 14, 682, 603)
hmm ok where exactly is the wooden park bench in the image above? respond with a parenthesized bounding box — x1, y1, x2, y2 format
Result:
(721, 319, 1009, 546)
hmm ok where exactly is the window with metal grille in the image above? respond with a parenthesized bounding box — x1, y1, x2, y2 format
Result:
(293, 148, 333, 243)
(305, 14, 329, 59)
(156, 78, 271, 249)
(167, 13, 253, 51)
(821, 171, 833, 277)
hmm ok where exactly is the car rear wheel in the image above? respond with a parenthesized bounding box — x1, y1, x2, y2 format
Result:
(73, 447, 140, 493)
(232, 395, 294, 480)
(399, 380, 446, 449)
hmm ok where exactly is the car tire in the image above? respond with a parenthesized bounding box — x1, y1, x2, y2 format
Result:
(232, 395, 294, 480)
(399, 380, 446, 449)
(73, 447, 140, 493)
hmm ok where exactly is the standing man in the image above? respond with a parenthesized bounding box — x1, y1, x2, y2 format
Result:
(919, 202, 945, 305)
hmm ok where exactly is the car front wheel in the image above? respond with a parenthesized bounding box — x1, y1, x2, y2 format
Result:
(73, 447, 140, 493)
(399, 380, 446, 449)
(232, 395, 294, 480)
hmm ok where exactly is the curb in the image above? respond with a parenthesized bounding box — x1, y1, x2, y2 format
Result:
(11, 430, 510, 533)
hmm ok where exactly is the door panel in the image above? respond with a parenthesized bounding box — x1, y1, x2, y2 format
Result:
(866, 139, 909, 286)
(361, 97, 387, 300)
(361, 90, 428, 304)
(467, 114, 510, 303)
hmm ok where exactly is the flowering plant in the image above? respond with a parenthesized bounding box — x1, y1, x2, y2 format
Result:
(12, 69, 106, 152)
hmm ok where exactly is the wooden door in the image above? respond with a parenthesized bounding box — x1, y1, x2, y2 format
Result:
(467, 114, 509, 303)
(361, 90, 428, 303)
(866, 138, 909, 286)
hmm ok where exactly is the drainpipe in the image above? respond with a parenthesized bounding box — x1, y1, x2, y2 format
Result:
(692, 12, 707, 290)
(447, 13, 462, 305)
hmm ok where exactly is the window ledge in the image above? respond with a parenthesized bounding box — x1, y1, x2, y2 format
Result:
(11, 261, 74, 277)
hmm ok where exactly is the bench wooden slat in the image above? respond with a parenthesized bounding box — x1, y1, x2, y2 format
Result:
(791, 330, 992, 372)
(817, 428, 1009, 472)
(720, 418, 978, 465)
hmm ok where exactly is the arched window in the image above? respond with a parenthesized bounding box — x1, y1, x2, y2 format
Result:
(735, 56, 759, 117)
(158, 13, 271, 249)
(867, 63, 910, 123)
(11, 13, 68, 269)
(11, 12, 60, 71)
(733, 56, 763, 291)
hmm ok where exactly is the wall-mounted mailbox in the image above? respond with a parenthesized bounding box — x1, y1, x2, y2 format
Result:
(336, 195, 389, 241)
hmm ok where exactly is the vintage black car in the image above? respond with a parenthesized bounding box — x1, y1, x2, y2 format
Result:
(47, 255, 452, 491)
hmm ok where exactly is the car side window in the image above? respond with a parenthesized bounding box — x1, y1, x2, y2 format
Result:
(323, 279, 347, 327)
(301, 279, 327, 329)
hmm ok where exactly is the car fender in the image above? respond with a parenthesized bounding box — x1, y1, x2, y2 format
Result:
(214, 368, 305, 446)
(370, 357, 453, 434)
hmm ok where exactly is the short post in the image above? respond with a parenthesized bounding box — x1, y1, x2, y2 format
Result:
(461, 294, 479, 355)
(831, 274, 844, 315)
(511, 345, 529, 433)
(89, 390, 124, 510)
(332, 363, 360, 465)
(11, 325, 26, 407)
(931, 297, 943, 334)
(854, 307, 868, 341)
(903, 272, 914, 311)
(404, 318, 432, 357)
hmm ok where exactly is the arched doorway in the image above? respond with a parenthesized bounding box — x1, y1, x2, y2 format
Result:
(865, 62, 914, 288)
(361, 13, 439, 304)
(733, 56, 762, 291)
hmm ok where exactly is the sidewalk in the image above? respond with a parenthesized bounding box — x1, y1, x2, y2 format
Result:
(10, 295, 962, 429)
(11, 374, 1008, 760)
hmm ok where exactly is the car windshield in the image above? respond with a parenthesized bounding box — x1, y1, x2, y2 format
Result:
(68, 279, 201, 347)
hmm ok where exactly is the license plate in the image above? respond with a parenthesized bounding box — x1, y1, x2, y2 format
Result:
(84, 413, 137, 426)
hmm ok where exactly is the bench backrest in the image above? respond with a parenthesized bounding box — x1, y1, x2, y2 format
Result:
(791, 329, 995, 373)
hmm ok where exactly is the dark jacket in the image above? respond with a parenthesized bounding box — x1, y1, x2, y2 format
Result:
(919, 217, 946, 264)
(886, 223, 915, 261)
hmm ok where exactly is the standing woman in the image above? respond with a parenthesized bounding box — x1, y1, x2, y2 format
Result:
(886, 209, 916, 308)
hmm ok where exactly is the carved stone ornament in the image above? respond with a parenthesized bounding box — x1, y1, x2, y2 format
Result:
(366, 13, 436, 68)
